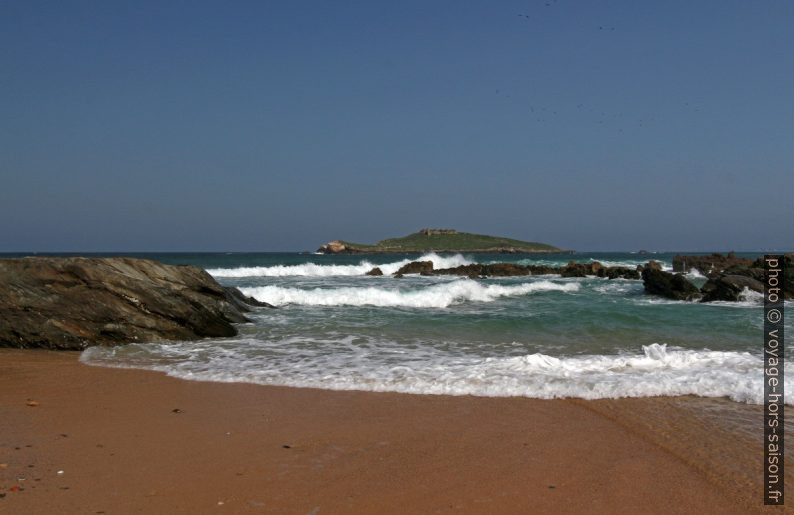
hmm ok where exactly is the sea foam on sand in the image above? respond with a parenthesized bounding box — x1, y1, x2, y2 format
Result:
(81, 342, 787, 405)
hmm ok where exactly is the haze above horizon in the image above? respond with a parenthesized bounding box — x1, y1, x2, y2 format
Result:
(1, 1, 792, 252)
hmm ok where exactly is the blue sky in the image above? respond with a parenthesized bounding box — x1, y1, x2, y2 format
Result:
(1, 1, 792, 251)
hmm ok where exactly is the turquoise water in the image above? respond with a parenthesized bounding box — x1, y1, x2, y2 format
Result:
(67, 251, 791, 404)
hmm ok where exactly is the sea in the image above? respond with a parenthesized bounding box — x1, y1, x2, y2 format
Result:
(28, 251, 789, 405)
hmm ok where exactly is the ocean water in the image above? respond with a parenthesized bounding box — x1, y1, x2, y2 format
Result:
(72, 251, 792, 405)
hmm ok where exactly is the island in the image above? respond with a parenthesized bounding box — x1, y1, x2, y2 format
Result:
(317, 228, 564, 254)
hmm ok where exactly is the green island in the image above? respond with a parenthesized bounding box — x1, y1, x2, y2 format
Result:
(317, 229, 564, 254)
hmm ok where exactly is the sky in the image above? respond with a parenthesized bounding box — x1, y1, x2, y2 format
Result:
(1, 1, 792, 252)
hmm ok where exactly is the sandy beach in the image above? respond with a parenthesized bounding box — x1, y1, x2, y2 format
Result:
(0, 348, 786, 514)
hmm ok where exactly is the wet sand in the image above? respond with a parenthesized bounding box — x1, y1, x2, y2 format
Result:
(0, 349, 787, 514)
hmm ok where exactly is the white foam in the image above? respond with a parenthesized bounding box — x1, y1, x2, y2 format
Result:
(239, 279, 580, 308)
(207, 253, 473, 278)
(80, 343, 786, 405)
(592, 279, 639, 295)
(685, 268, 706, 279)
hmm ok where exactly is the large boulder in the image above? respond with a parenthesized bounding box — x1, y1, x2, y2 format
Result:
(365, 267, 384, 276)
(698, 254, 793, 301)
(641, 268, 701, 301)
(0, 257, 272, 350)
(393, 261, 434, 275)
(700, 275, 764, 302)
(560, 261, 588, 278)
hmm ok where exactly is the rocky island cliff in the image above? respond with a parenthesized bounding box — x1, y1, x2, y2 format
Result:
(0, 257, 272, 350)
(318, 229, 564, 254)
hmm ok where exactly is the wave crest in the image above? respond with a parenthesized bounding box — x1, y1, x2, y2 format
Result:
(81, 343, 781, 405)
(240, 279, 579, 308)
(207, 253, 473, 278)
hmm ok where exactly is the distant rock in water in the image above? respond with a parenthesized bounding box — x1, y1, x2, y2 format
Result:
(393, 261, 434, 275)
(641, 268, 701, 301)
(316, 240, 361, 254)
(0, 257, 273, 350)
(365, 267, 383, 276)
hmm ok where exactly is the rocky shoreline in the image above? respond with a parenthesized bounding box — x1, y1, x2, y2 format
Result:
(369, 253, 793, 302)
(0, 257, 273, 350)
(384, 259, 642, 279)
(1, 253, 789, 351)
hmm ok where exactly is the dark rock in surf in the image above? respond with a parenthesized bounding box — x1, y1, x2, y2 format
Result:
(602, 267, 640, 280)
(560, 261, 586, 278)
(365, 267, 384, 276)
(222, 286, 276, 309)
(700, 274, 764, 303)
(0, 257, 272, 350)
(561, 261, 604, 277)
(641, 268, 701, 301)
(433, 264, 487, 277)
(393, 261, 434, 275)
(484, 263, 533, 276)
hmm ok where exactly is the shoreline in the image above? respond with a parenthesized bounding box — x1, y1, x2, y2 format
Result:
(1, 349, 783, 513)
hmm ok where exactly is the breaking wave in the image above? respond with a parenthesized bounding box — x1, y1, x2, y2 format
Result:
(207, 253, 472, 277)
(80, 343, 784, 405)
(239, 279, 579, 308)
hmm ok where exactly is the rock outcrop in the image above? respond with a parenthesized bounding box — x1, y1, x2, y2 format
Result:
(393, 261, 434, 275)
(700, 275, 764, 302)
(430, 261, 641, 279)
(600, 267, 641, 280)
(641, 268, 701, 301)
(365, 267, 384, 276)
(0, 257, 273, 350)
(697, 254, 792, 301)
(561, 261, 609, 277)
(671, 253, 792, 301)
